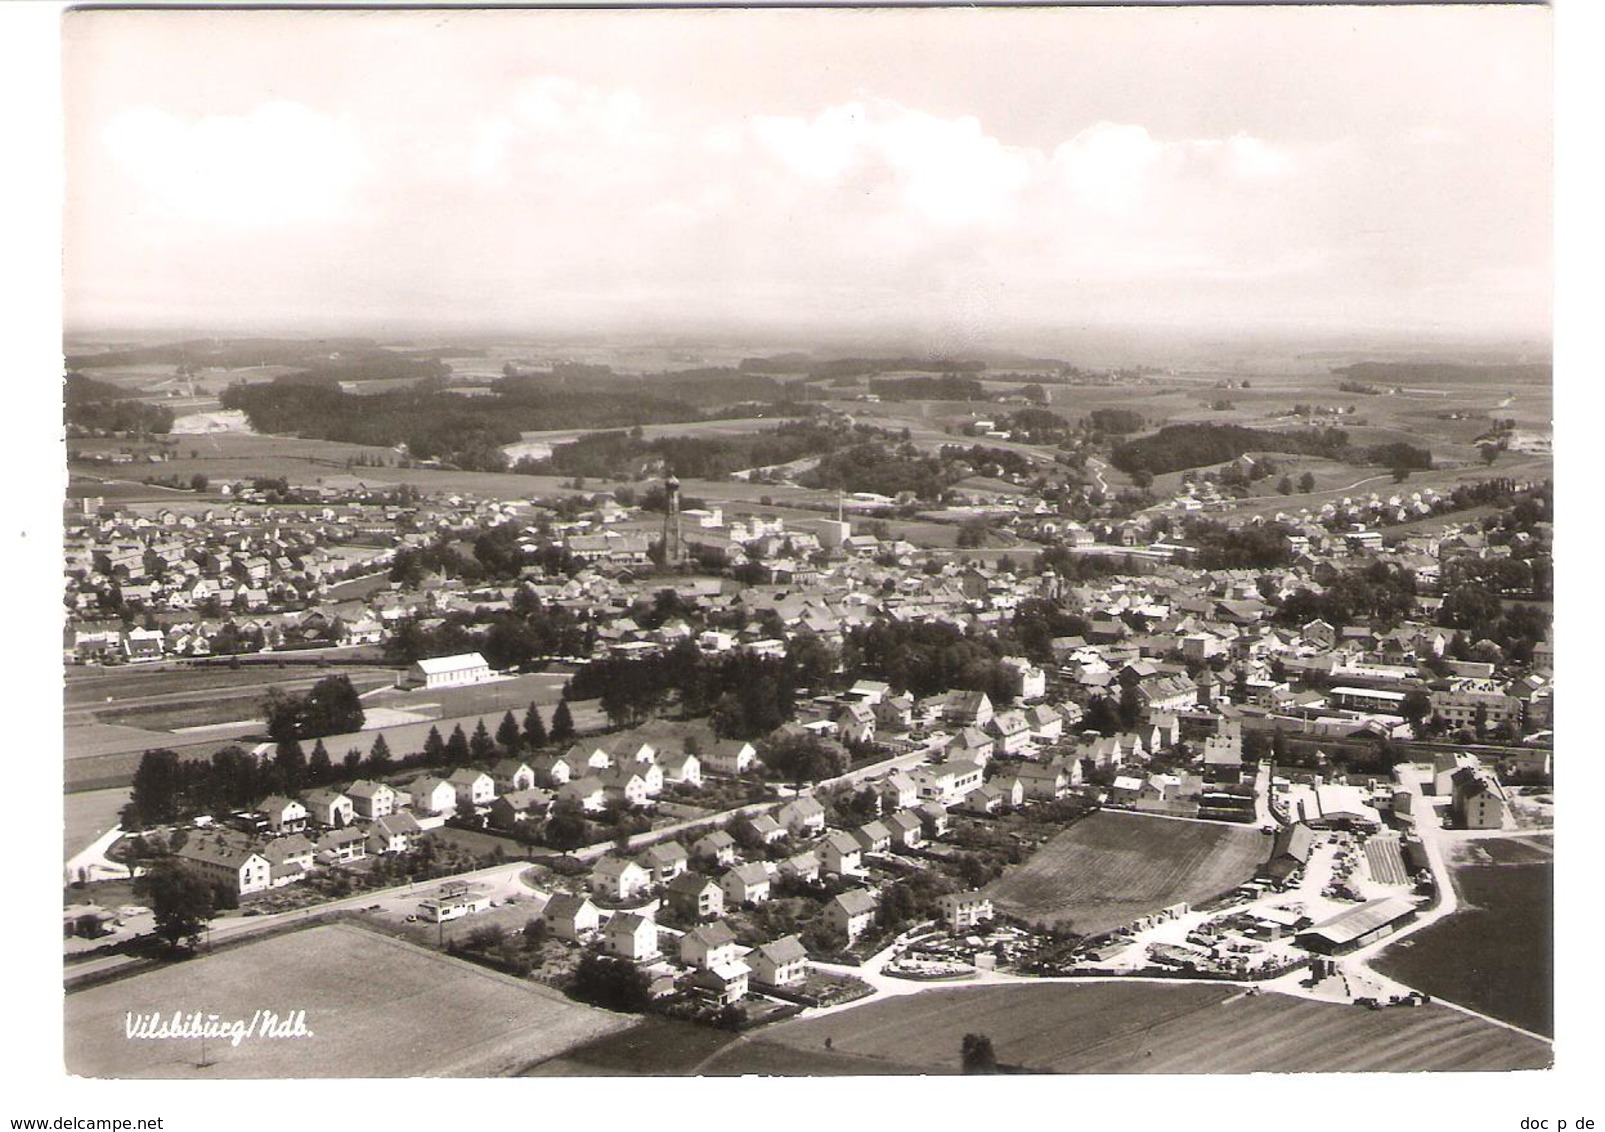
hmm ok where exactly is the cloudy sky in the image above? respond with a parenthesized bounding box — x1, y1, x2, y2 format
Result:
(62, 6, 1551, 343)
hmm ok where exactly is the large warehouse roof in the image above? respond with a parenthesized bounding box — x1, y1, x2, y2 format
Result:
(414, 652, 489, 675)
(1300, 896, 1417, 948)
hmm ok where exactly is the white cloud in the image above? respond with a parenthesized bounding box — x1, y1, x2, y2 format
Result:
(751, 99, 1036, 226)
(103, 101, 367, 226)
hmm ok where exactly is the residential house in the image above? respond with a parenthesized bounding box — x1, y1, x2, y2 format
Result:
(884, 809, 924, 849)
(824, 888, 877, 943)
(602, 912, 661, 961)
(314, 827, 367, 865)
(778, 851, 821, 885)
(942, 689, 995, 729)
(302, 788, 355, 829)
(447, 768, 497, 811)
(1015, 762, 1068, 801)
(692, 830, 738, 866)
(720, 861, 772, 907)
(703, 740, 758, 776)
(491, 759, 536, 795)
(639, 841, 690, 885)
(658, 750, 702, 787)
(406, 776, 458, 816)
(176, 839, 272, 896)
(259, 834, 315, 888)
(679, 920, 741, 970)
(258, 795, 308, 835)
(365, 811, 423, 855)
(945, 727, 996, 766)
(488, 788, 549, 831)
(542, 893, 601, 940)
(1110, 775, 1145, 805)
(819, 829, 864, 876)
(530, 753, 576, 787)
(556, 776, 607, 813)
(834, 701, 877, 745)
(777, 796, 827, 838)
(912, 760, 984, 806)
(879, 770, 918, 812)
(1025, 704, 1064, 744)
(938, 891, 994, 932)
(988, 709, 1032, 755)
(747, 934, 807, 987)
(345, 780, 395, 822)
(590, 856, 652, 901)
(665, 872, 725, 921)
(916, 801, 951, 839)
(686, 960, 750, 1007)
(853, 820, 892, 855)
(739, 813, 787, 847)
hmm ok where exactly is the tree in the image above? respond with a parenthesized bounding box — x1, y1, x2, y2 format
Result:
(143, 861, 214, 955)
(274, 737, 307, 793)
(454, 794, 482, 829)
(570, 951, 652, 1012)
(1401, 689, 1433, 738)
(470, 718, 496, 760)
(1117, 683, 1142, 730)
(423, 725, 446, 765)
(550, 700, 576, 744)
(126, 748, 183, 828)
(343, 747, 362, 776)
(1277, 475, 1293, 495)
(544, 803, 589, 850)
(1391, 467, 1411, 483)
(523, 702, 548, 748)
(496, 710, 523, 753)
(368, 733, 393, 775)
(1480, 443, 1501, 466)
(445, 724, 471, 766)
(1298, 471, 1316, 493)
(758, 733, 847, 784)
(961, 1033, 999, 1074)
(308, 739, 332, 784)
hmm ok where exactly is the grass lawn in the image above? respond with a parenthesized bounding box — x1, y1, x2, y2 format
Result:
(65, 921, 631, 1077)
(756, 982, 1551, 1073)
(1372, 837, 1553, 1036)
(520, 1016, 739, 1075)
(985, 811, 1269, 936)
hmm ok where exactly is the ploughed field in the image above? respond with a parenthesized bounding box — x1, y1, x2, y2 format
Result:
(985, 811, 1268, 936)
(734, 983, 1551, 1074)
(65, 922, 630, 1078)
(1373, 835, 1553, 1036)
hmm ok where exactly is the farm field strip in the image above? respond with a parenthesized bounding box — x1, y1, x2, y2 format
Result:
(761, 983, 1550, 1074)
(985, 811, 1268, 936)
(65, 922, 631, 1078)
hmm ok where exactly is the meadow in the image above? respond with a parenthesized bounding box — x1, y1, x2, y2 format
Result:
(64, 921, 631, 1078)
(985, 811, 1269, 936)
(743, 981, 1552, 1073)
(1372, 835, 1554, 1036)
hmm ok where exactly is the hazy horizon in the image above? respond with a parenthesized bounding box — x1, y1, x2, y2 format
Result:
(63, 7, 1551, 345)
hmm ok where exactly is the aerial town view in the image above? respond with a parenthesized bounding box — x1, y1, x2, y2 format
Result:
(49, 2, 1558, 1092)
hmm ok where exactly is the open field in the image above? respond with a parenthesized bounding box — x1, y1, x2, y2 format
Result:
(65, 786, 133, 859)
(64, 921, 631, 1078)
(65, 663, 404, 712)
(1373, 835, 1553, 1036)
(749, 982, 1551, 1073)
(985, 811, 1268, 936)
(522, 1016, 741, 1075)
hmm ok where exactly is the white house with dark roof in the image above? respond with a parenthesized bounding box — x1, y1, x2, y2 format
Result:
(824, 888, 877, 942)
(719, 861, 772, 907)
(258, 795, 308, 834)
(603, 912, 660, 961)
(747, 934, 807, 986)
(345, 780, 394, 821)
